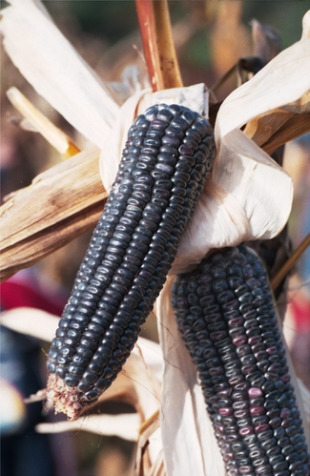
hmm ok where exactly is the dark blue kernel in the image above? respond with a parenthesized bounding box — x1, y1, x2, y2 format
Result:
(92, 350, 108, 369)
(80, 337, 97, 351)
(64, 375, 79, 387)
(278, 436, 291, 448)
(68, 364, 84, 377)
(77, 380, 92, 393)
(84, 388, 101, 402)
(82, 371, 98, 384)
(288, 461, 303, 472)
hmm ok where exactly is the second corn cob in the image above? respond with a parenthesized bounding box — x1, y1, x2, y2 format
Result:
(46, 103, 215, 419)
(172, 245, 309, 476)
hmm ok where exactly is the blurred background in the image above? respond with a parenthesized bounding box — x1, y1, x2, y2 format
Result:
(1, 1, 309, 475)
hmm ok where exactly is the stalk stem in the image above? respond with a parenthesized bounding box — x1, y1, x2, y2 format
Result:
(271, 233, 310, 291)
(135, 0, 183, 91)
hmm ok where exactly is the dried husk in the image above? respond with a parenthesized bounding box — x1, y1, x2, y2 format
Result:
(0, 0, 118, 149)
(1, 2, 310, 475)
(0, 147, 107, 281)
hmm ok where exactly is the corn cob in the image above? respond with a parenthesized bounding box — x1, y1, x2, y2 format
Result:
(172, 245, 309, 476)
(46, 103, 215, 419)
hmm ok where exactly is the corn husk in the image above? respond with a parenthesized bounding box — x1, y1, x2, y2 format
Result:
(1, 2, 310, 475)
(0, 147, 107, 280)
(0, 0, 118, 149)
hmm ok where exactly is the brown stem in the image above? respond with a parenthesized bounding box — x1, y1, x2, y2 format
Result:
(135, 0, 183, 91)
(271, 233, 310, 291)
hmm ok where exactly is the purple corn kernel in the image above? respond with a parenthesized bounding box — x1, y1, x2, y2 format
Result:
(248, 387, 263, 398)
(250, 406, 265, 416)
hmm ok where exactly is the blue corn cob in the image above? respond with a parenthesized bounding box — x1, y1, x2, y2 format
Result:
(172, 245, 309, 476)
(46, 103, 215, 419)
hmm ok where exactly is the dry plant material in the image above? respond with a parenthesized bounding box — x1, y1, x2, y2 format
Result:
(156, 275, 226, 475)
(271, 234, 310, 292)
(6, 87, 80, 158)
(209, 0, 251, 79)
(251, 19, 282, 64)
(244, 101, 310, 156)
(135, 0, 183, 91)
(2, 1, 308, 283)
(0, 0, 119, 150)
(0, 147, 107, 281)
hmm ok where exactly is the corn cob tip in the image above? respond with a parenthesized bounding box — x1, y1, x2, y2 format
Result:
(46, 374, 85, 420)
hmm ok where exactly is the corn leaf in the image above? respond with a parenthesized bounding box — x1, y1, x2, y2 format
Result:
(0, 0, 119, 149)
(36, 413, 140, 441)
(0, 147, 107, 281)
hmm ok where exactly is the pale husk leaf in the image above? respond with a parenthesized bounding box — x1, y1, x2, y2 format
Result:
(302, 9, 310, 39)
(1, 0, 119, 149)
(36, 413, 140, 441)
(0, 307, 162, 414)
(156, 272, 310, 476)
(171, 35, 310, 273)
(6, 86, 80, 157)
(215, 37, 310, 140)
(1, 0, 297, 279)
(171, 129, 293, 274)
(0, 307, 60, 342)
(1, 4, 309, 474)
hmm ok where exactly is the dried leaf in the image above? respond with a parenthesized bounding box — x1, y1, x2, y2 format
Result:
(251, 18, 282, 63)
(1, 4, 309, 475)
(0, 307, 59, 342)
(100, 79, 295, 275)
(172, 128, 293, 274)
(6, 87, 80, 158)
(135, 412, 161, 476)
(1, 0, 119, 149)
(302, 9, 310, 39)
(298, 378, 310, 426)
(244, 107, 310, 155)
(0, 147, 107, 281)
(1, 0, 303, 282)
(215, 37, 310, 139)
(156, 270, 310, 476)
(0, 307, 162, 419)
(36, 413, 140, 441)
(171, 31, 310, 274)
